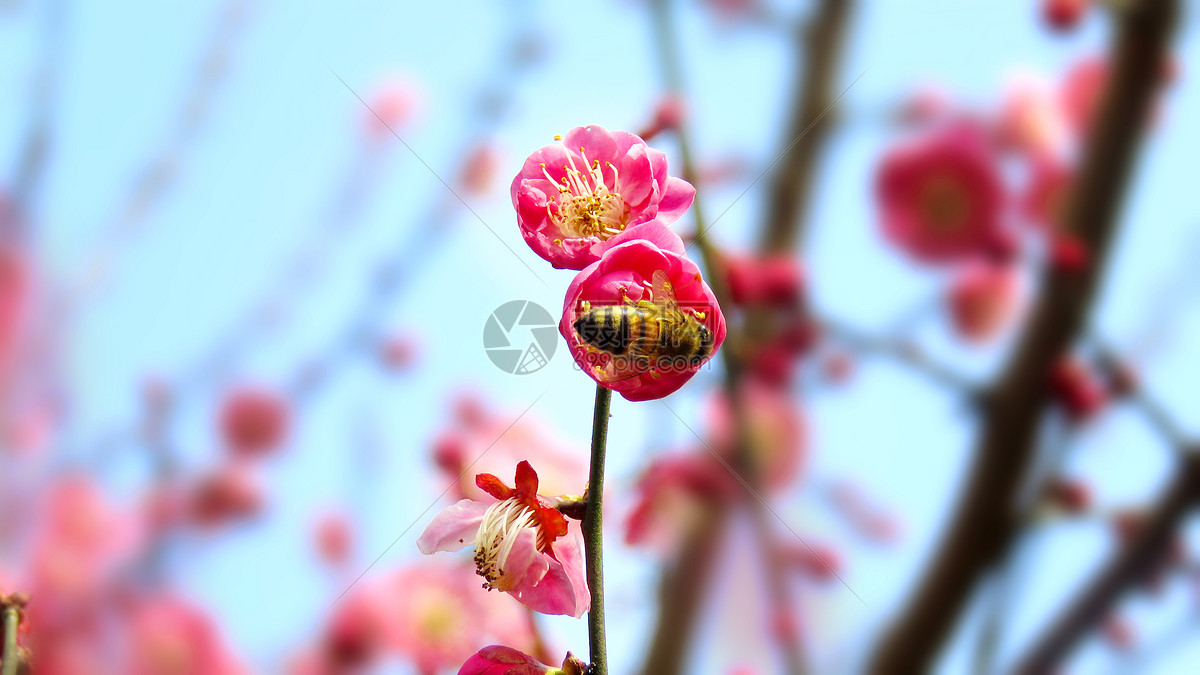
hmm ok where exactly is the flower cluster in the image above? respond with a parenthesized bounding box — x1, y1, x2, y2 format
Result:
(512, 125, 726, 401)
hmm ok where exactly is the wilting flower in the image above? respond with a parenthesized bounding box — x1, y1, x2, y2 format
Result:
(218, 386, 289, 459)
(560, 223, 726, 401)
(418, 461, 589, 617)
(459, 646, 586, 675)
(946, 262, 1021, 343)
(511, 125, 695, 269)
(876, 124, 1008, 264)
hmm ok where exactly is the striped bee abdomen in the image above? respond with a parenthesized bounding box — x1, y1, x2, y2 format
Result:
(573, 306, 654, 356)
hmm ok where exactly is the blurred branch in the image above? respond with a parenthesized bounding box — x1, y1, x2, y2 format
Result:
(759, 0, 854, 254)
(818, 315, 979, 395)
(869, 0, 1180, 671)
(1012, 451, 1200, 673)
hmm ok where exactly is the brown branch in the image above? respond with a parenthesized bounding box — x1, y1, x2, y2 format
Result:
(867, 0, 1180, 672)
(759, 0, 854, 254)
(1012, 452, 1200, 674)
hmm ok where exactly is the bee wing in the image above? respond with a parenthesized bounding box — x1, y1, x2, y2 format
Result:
(648, 270, 682, 311)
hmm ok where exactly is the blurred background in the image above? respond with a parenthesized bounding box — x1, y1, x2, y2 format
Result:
(0, 0, 1198, 673)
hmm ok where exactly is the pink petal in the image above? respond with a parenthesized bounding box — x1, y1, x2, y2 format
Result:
(655, 176, 697, 225)
(416, 499, 489, 554)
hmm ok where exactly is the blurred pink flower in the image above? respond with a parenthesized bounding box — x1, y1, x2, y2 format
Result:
(1049, 357, 1107, 422)
(1022, 154, 1074, 231)
(219, 386, 289, 459)
(1059, 56, 1108, 138)
(379, 332, 420, 372)
(460, 141, 503, 196)
(1042, 0, 1090, 32)
(638, 94, 687, 141)
(876, 124, 1008, 264)
(624, 452, 736, 556)
(314, 511, 353, 568)
(781, 541, 843, 583)
(895, 84, 954, 126)
(946, 262, 1021, 343)
(363, 75, 423, 139)
(705, 383, 806, 493)
(418, 462, 589, 618)
(723, 252, 805, 309)
(0, 245, 30, 366)
(124, 595, 246, 675)
(187, 464, 264, 527)
(994, 73, 1069, 157)
(561, 226, 726, 401)
(511, 125, 695, 269)
(433, 393, 587, 501)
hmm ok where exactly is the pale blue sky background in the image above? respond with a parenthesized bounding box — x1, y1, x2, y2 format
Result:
(1, 0, 1199, 673)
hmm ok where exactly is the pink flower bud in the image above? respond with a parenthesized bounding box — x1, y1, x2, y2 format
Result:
(218, 386, 289, 459)
(946, 262, 1020, 343)
(458, 646, 558, 675)
(1049, 358, 1107, 422)
(1042, 0, 1089, 32)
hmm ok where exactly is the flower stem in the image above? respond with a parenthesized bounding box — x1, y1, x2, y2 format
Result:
(2, 602, 19, 675)
(584, 384, 611, 674)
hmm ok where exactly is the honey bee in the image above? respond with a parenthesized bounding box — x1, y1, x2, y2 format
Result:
(572, 270, 716, 381)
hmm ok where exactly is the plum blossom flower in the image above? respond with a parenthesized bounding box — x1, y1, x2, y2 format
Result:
(459, 646, 586, 675)
(624, 452, 737, 556)
(722, 252, 805, 309)
(560, 223, 726, 401)
(418, 461, 589, 618)
(511, 125, 695, 269)
(876, 124, 1008, 264)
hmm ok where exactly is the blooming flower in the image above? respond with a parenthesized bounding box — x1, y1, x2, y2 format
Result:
(560, 223, 726, 401)
(459, 646, 585, 675)
(876, 124, 1008, 264)
(946, 262, 1021, 343)
(511, 125, 695, 269)
(418, 462, 589, 618)
(124, 595, 246, 675)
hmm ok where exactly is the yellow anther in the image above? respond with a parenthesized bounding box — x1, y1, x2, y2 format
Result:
(554, 134, 562, 141)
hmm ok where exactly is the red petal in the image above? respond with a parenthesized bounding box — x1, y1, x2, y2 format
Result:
(475, 473, 514, 501)
(513, 460, 540, 501)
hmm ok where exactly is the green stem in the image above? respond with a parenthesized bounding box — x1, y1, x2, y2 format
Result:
(584, 385, 612, 674)
(2, 604, 19, 675)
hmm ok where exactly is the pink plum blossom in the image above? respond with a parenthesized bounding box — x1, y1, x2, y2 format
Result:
(876, 124, 1008, 264)
(418, 462, 589, 618)
(560, 224, 726, 401)
(1059, 56, 1108, 138)
(511, 125, 695, 269)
